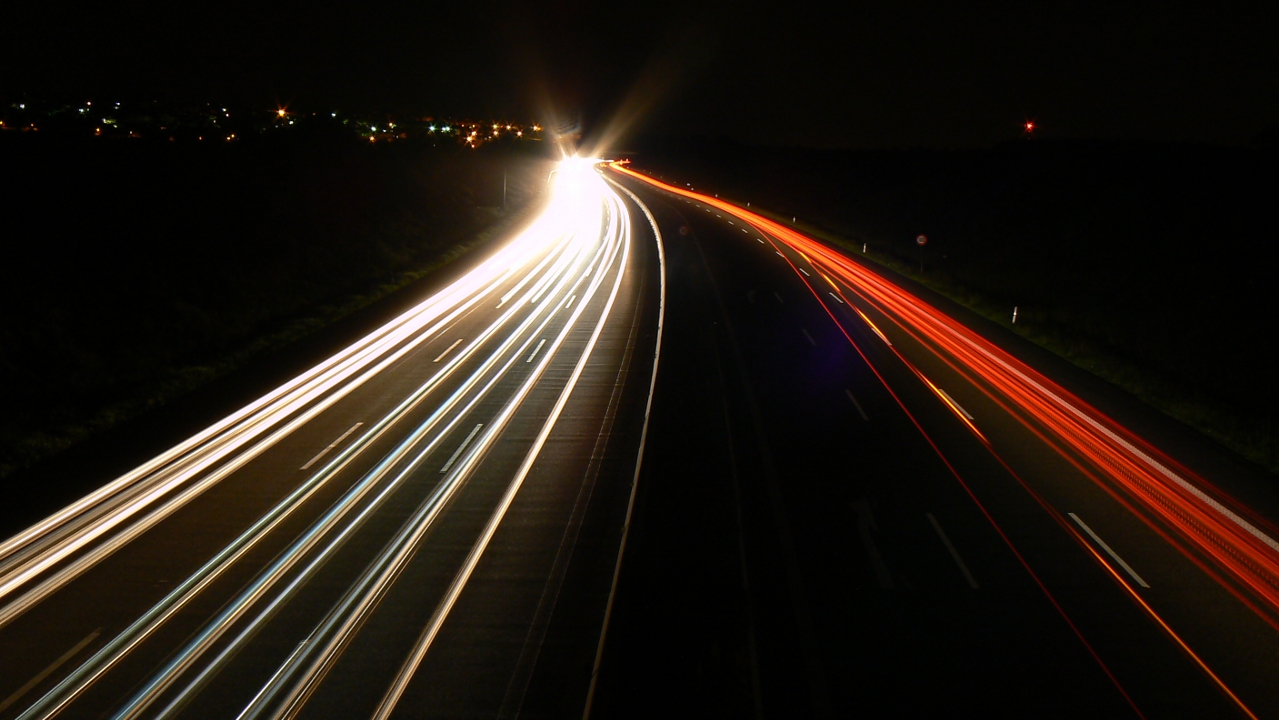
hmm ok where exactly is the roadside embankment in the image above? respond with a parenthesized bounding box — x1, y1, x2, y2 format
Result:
(631, 138, 1278, 474)
(0, 133, 553, 481)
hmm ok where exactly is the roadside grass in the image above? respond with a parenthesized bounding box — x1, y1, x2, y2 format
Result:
(0, 217, 516, 480)
(743, 203, 1277, 473)
(635, 140, 1277, 476)
(0, 135, 553, 481)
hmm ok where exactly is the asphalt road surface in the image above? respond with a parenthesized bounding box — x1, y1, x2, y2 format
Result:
(590, 166, 1279, 719)
(0, 161, 663, 720)
(6, 159, 1279, 720)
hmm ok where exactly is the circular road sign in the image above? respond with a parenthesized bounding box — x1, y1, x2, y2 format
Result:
(916, 234, 928, 246)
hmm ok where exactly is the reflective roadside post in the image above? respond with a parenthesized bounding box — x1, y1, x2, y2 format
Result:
(916, 234, 928, 274)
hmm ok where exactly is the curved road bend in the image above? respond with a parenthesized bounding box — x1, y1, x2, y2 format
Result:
(592, 166, 1279, 719)
(0, 161, 664, 720)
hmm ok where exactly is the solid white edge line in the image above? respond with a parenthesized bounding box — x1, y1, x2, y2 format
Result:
(142, 178, 625, 720)
(19, 221, 605, 715)
(582, 179, 666, 720)
(371, 173, 638, 720)
(1068, 513, 1150, 588)
(299, 423, 363, 471)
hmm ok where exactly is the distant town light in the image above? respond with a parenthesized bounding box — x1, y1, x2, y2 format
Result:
(277, 108, 287, 117)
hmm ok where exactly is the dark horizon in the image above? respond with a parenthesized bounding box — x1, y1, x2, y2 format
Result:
(5, 1, 1277, 151)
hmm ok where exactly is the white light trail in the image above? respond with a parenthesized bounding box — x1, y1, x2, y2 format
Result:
(15, 157, 644, 720)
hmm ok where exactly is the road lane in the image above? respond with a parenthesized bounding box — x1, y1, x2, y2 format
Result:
(600, 167, 1279, 718)
(0, 159, 664, 720)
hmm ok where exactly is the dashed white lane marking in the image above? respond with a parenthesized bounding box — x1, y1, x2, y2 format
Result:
(564, 294, 577, 309)
(0, 628, 102, 712)
(774, 292, 784, 304)
(1069, 513, 1150, 588)
(937, 389, 975, 420)
(828, 292, 845, 304)
(927, 513, 979, 589)
(844, 389, 869, 421)
(440, 423, 484, 474)
(800, 268, 811, 277)
(526, 338, 547, 363)
(433, 338, 464, 363)
(301, 422, 364, 470)
(802, 329, 816, 346)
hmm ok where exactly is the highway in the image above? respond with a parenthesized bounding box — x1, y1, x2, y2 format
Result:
(6, 156, 1279, 720)
(0, 159, 664, 719)
(591, 165, 1279, 719)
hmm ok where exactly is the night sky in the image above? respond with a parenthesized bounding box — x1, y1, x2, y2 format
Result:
(4, 0, 1277, 149)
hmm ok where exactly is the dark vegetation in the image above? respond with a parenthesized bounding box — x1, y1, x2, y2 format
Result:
(633, 138, 1279, 474)
(0, 131, 552, 480)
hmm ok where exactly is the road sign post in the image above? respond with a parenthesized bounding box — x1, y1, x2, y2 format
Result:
(916, 234, 927, 274)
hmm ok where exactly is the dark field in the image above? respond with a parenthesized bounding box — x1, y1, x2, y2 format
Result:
(0, 132, 552, 481)
(631, 138, 1279, 474)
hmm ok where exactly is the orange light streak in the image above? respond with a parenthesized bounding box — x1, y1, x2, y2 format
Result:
(1067, 524, 1259, 718)
(612, 166, 1279, 717)
(650, 167, 1145, 714)
(610, 163, 1279, 625)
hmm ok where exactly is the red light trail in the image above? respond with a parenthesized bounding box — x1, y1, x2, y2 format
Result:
(611, 162, 1276, 717)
